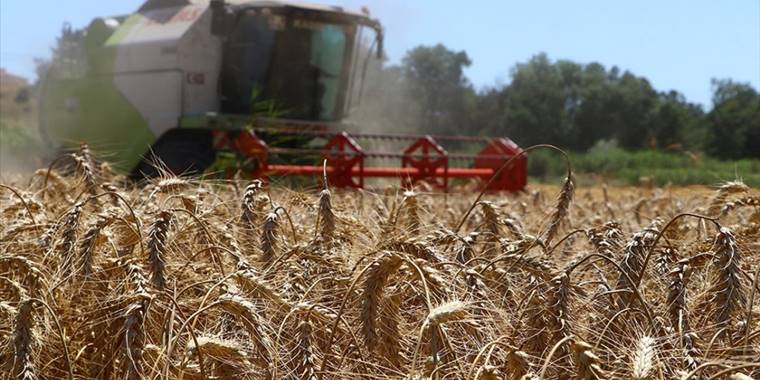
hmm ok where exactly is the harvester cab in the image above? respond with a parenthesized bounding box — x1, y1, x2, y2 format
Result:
(39, 0, 527, 191)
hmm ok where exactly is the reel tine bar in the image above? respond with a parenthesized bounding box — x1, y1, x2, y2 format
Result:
(228, 129, 526, 192)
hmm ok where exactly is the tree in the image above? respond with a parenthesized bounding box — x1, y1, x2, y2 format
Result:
(571, 62, 617, 150)
(401, 44, 474, 135)
(476, 53, 711, 152)
(480, 54, 660, 150)
(651, 91, 705, 150)
(34, 22, 86, 85)
(485, 54, 579, 148)
(706, 79, 760, 159)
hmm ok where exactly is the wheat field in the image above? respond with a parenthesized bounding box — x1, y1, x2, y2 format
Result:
(1, 146, 759, 379)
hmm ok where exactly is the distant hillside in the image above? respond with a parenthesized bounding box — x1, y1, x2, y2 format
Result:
(0, 69, 46, 176)
(0, 68, 28, 85)
(0, 68, 34, 127)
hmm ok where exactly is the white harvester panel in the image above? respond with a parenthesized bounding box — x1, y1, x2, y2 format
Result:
(113, 71, 183, 138)
(177, 7, 223, 117)
(106, 3, 222, 136)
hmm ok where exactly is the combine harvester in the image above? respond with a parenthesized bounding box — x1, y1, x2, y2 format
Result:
(39, 0, 526, 192)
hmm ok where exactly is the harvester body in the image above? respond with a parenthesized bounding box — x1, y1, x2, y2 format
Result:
(39, 0, 527, 191)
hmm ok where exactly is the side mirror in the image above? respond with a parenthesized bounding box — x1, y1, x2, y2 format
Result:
(210, 0, 235, 36)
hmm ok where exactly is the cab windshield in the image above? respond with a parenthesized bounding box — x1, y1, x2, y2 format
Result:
(221, 11, 354, 121)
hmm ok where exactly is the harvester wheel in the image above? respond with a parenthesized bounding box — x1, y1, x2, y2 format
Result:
(131, 129, 215, 180)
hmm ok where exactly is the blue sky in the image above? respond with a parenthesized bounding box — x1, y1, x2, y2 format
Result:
(1, 0, 758, 107)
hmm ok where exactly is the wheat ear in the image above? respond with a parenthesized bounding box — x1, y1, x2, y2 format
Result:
(317, 188, 336, 243)
(120, 263, 151, 379)
(506, 349, 533, 380)
(546, 271, 574, 360)
(296, 316, 316, 379)
(147, 210, 172, 290)
(260, 210, 280, 263)
(58, 201, 84, 276)
(77, 213, 114, 278)
(360, 254, 403, 352)
(215, 292, 272, 366)
(377, 291, 403, 367)
(707, 181, 748, 216)
(476, 365, 501, 380)
(234, 269, 290, 311)
(241, 179, 263, 226)
(615, 220, 661, 308)
(544, 173, 574, 246)
(186, 336, 249, 366)
(570, 340, 606, 380)
(402, 190, 421, 232)
(631, 335, 657, 380)
(707, 227, 746, 329)
(76, 143, 98, 195)
(12, 299, 37, 380)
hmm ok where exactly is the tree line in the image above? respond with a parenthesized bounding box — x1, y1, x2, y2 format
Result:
(355, 44, 760, 159)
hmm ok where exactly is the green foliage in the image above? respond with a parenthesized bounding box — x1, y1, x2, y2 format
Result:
(401, 44, 474, 135)
(36, 23, 87, 84)
(705, 79, 760, 159)
(0, 122, 42, 153)
(529, 146, 760, 186)
(249, 86, 286, 119)
(477, 53, 710, 152)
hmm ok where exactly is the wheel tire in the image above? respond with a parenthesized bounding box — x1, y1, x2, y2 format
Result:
(131, 130, 215, 180)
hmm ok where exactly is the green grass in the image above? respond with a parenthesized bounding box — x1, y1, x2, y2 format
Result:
(528, 147, 760, 187)
(0, 121, 42, 151)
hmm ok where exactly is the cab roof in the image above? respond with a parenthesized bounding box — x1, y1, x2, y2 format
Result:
(140, 0, 367, 18)
(224, 0, 361, 17)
